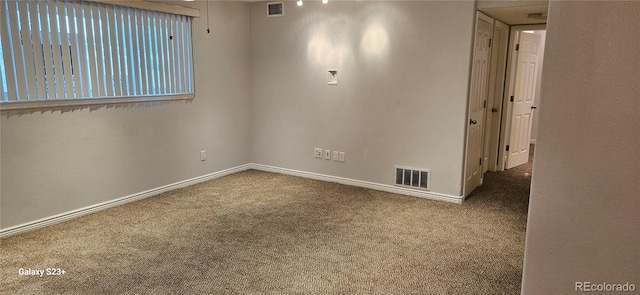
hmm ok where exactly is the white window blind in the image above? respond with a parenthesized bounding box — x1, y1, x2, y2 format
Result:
(0, 0, 194, 106)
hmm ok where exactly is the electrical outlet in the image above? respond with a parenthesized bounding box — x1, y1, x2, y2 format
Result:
(314, 148, 323, 158)
(324, 150, 331, 160)
(339, 152, 345, 162)
(200, 150, 206, 161)
(333, 151, 339, 161)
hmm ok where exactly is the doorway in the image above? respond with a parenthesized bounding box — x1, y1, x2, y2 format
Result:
(464, 17, 547, 197)
(498, 25, 546, 171)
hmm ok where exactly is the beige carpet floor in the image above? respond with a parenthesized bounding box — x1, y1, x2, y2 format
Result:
(1, 159, 532, 294)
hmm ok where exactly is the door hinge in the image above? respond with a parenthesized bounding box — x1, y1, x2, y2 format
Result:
(479, 158, 483, 166)
(515, 44, 520, 51)
(506, 145, 510, 151)
(488, 38, 492, 48)
(483, 100, 487, 108)
(510, 95, 514, 102)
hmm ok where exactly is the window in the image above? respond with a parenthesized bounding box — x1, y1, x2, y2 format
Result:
(0, 0, 195, 110)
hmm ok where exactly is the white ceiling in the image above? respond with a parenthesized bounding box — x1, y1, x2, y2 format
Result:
(173, 0, 549, 25)
(479, 4, 548, 25)
(476, 0, 549, 25)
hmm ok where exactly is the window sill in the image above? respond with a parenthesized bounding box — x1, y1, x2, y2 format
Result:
(0, 94, 195, 111)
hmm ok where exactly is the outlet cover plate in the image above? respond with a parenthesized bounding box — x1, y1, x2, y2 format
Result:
(324, 150, 332, 160)
(314, 148, 323, 158)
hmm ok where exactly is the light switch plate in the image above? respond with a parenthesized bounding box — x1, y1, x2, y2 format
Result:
(339, 152, 345, 162)
(333, 151, 339, 161)
(324, 150, 331, 160)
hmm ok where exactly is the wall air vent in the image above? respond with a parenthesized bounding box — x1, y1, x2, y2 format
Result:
(395, 166, 430, 190)
(267, 2, 284, 17)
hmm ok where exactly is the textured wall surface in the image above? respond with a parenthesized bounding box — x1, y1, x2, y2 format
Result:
(249, 1, 475, 196)
(522, 1, 640, 293)
(0, 2, 252, 229)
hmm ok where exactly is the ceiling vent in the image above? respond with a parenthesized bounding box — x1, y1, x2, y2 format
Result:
(267, 2, 284, 17)
(395, 166, 430, 190)
(527, 13, 547, 20)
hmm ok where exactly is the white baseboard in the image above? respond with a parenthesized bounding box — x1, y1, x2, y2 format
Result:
(248, 164, 464, 204)
(0, 164, 251, 239)
(1, 163, 463, 238)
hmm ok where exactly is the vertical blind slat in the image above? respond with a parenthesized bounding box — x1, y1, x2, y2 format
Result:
(146, 11, 156, 94)
(158, 13, 166, 94)
(0, 1, 15, 101)
(186, 18, 193, 92)
(101, 4, 114, 97)
(151, 12, 161, 94)
(56, 1, 74, 99)
(173, 16, 181, 94)
(146, 10, 154, 95)
(176, 15, 183, 93)
(49, 1, 66, 99)
(29, 1, 47, 99)
(181, 16, 188, 93)
(110, 5, 119, 96)
(160, 14, 167, 94)
(38, 1, 55, 99)
(85, 4, 99, 97)
(73, 4, 89, 98)
(67, 2, 84, 98)
(96, 4, 106, 96)
(138, 9, 149, 95)
(0, 1, 4, 101)
(164, 14, 172, 94)
(0, 2, 5, 101)
(18, 1, 37, 100)
(117, 7, 130, 96)
(9, 1, 28, 100)
(131, 9, 141, 96)
(125, 8, 136, 95)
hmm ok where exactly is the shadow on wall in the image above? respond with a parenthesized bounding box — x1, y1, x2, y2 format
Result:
(0, 100, 192, 118)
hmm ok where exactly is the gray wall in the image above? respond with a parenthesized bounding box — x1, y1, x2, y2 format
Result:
(0, 2, 252, 229)
(522, 1, 640, 293)
(249, 1, 475, 196)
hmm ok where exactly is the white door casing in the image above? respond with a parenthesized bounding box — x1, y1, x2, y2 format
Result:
(464, 12, 493, 197)
(506, 32, 541, 169)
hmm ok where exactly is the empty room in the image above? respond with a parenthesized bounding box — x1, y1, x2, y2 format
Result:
(1, 0, 638, 294)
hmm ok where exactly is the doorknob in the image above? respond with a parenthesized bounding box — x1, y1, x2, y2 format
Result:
(531, 105, 538, 110)
(470, 119, 478, 125)
(491, 108, 498, 113)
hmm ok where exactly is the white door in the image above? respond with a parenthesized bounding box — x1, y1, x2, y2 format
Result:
(483, 20, 509, 173)
(506, 32, 541, 169)
(464, 12, 493, 197)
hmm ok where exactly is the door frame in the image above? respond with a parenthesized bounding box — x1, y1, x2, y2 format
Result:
(497, 24, 546, 171)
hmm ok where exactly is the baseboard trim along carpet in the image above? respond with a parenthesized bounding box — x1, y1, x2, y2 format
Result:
(249, 164, 464, 204)
(0, 164, 252, 239)
(1, 163, 463, 238)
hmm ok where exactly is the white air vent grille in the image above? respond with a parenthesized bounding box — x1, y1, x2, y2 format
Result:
(267, 2, 284, 17)
(395, 166, 430, 190)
